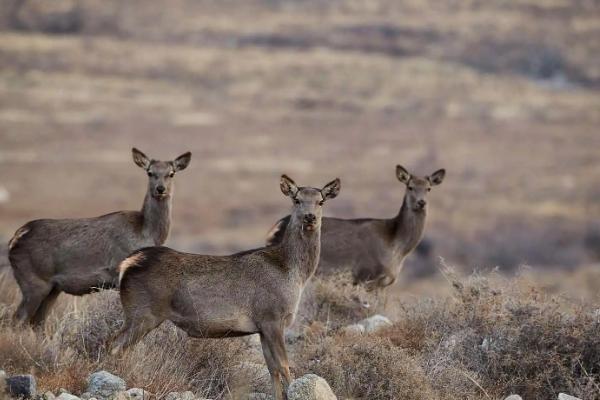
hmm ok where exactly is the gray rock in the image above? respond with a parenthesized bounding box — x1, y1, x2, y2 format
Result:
(125, 389, 151, 400)
(6, 374, 37, 399)
(165, 392, 198, 400)
(86, 371, 126, 400)
(57, 393, 81, 400)
(80, 393, 93, 400)
(247, 394, 272, 400)
(41, 391, 57, 400)
(243, 334, 261, 348)
(179, 391, 194, 400)
(358, 315, 392, 334)
(287, 374, 336, 400)
(340, 324, 364, 336)
(504, 396, 523, 400)
(558, 395, 581, 400)
(0, 371, 7, 396)
(236, 362, 271, 387)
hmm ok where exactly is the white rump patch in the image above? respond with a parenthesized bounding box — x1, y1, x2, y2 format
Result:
(8, 226, 30, 250)
(118, 253, 145, 283)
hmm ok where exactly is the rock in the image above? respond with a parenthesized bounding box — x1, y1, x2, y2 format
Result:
(504, 396, 523, 400)
(237, 361, 270, 383)
(57, 394, 81, 400)
(165, 392, 197, 400)
(41, 391, 57, 400)
(287, 374, 336, 400)
(558, 395, 581, 400)
(340, 324, 364, 336)
(358, 315, 392, 334)
(80, 393, 93, 400)
(243, 334, 262, 348)
(125, 388, 151, 400)
(247, 394, 272, 400)
(0, 371, 6, 395)
(6, 374, 37, 399)
(86, 371, 126, 400)
(111, 392, 130, 400)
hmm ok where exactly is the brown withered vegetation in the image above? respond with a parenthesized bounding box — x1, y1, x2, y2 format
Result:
(296, 266, 600, 400)
(0, 271, 249, 399)
(1, 263, 599, 398)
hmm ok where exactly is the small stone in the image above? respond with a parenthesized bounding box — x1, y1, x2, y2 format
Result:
(340, 324, 364, 336)
(358, 315, 392, 334)
(111, 391, 130, 400)
(125, 389, 151, 400)
(504, 396, 523, 400)
(41, 391, 57, 400)
(287, 374, 336, 400)
(80, 393, 93, 400)
(87, 371, 126, 400)
(243, 334, 262, 348)
(165, 392, 179, 400)
(57, 393, 81, 400)
(558, 395, 582, 400)
(179, 392, 194, 400)
(247, 394, 273, 400)
(58, 389, 70, 395)
(6, 374, 37, 399)
(0, 371, 7, 397)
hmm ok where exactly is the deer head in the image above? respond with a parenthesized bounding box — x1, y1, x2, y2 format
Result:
(396, 165, 445, 212)
(132, 148, 191, 200)
(280, 175, 340, 232)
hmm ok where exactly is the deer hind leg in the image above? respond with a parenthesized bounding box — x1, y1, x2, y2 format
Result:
(13, 279, 54, 327)
(110, 312, 162, 356)
(259, 321, 291, 400)
(31, 286, 61, 327)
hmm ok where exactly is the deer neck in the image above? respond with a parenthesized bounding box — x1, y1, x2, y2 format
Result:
(281, 214, 321, 284)
(392, 195, 426, 256)
(141, 193, 172, 245)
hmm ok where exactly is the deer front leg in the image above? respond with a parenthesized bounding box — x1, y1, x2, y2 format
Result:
(259, 321, 291, 400)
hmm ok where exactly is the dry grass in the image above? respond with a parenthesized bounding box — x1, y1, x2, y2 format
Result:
(0, 270, 250, 399)
(293, 266, 600, 400)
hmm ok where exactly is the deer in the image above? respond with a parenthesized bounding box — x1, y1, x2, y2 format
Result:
(266, 165, 445, 290)
(7, 148, 191, 326)
(110, 175, 341, 400)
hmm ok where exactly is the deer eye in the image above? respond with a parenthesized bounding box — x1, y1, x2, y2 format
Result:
(294, 199, 301, 205)
(147, 172, 154, 178)
(408, 187, 413, 191)
(318, 200, 324, 206)
(169, 171, 175, 178)
(427, 188, 431, 192)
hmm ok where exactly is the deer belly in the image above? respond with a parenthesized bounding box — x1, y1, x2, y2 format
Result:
(172, 312, 258, 338)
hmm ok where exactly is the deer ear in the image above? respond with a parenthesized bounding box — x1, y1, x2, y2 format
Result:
(321, 178, 341, 200)
(280, 175, 298, 197)
(132, 148, 150, 169)
(396, 165, 410, 184)
(173, 152, 192, 171)
(429, 169, 445, 186)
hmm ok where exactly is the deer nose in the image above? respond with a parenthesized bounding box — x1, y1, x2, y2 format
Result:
(304, 214, 316, 223)
(417, 200, 426, 208)
(156, 185, 166, 194)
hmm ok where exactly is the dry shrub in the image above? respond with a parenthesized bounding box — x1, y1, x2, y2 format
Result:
(0, 270, 249, 399)
(382, 266, 600, 399)
(294, 334, 437, 400)
(297, 272, 377, 330)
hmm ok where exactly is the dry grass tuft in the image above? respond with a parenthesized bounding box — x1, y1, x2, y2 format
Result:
(295, 334, 437, 399)
(0, 269, 247, 399)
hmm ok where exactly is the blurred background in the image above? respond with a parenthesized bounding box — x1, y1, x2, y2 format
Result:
(0, 0, 599, 300)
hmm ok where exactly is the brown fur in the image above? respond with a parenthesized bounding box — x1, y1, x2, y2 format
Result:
(111, 176, 341, 400)
(266, 166, 445, 291)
